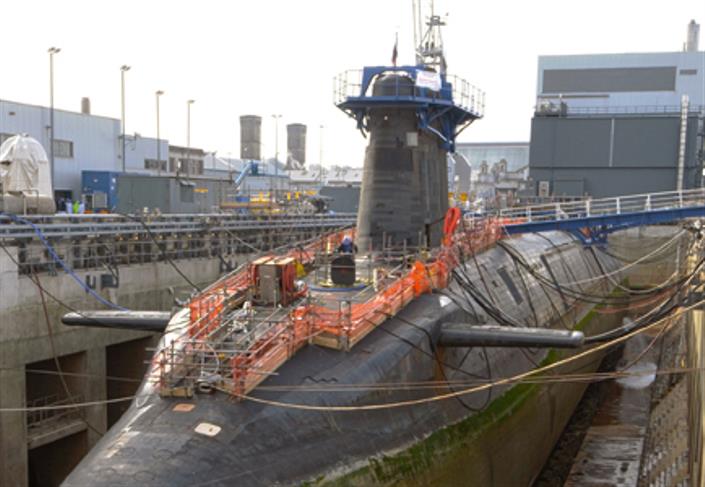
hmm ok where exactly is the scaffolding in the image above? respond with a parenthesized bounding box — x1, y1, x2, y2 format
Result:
(152, 215, 505, 399)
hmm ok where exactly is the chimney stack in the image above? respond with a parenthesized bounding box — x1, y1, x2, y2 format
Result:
(685, 19, 700, 52)
(81, 97, 91, 115)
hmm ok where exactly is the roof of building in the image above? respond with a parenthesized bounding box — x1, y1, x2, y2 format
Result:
(0, 98, 120, 123)
(288, 169, 322, 183)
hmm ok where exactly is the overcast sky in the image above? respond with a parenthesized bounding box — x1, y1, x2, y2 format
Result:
(1, 0, 702, 167)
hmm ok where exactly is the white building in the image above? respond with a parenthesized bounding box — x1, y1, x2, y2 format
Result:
(0, 98, 167, 201)
(0, 99, 298, 204)
(535, 43, 705, 114)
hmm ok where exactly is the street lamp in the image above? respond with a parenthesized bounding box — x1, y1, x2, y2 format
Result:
(185, 100, 196, 174)
(48, 46, 61, 196)
(187, 99, 195, 175)
(319, 124, 325, 188)
(187, 99, 195, 148)
(120, 65, 131, 172)
(272, 114, 282, 196)
(155, 90, 164, 175)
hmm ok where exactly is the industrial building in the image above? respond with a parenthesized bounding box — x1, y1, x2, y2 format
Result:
(0, 98, 169, 202)
(0, 99, 317, 212)
(528, 21, 705, 198)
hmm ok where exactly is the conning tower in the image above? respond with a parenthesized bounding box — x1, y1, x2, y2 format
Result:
(335, 6, 484, 250)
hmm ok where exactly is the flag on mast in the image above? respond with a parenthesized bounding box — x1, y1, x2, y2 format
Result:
(392, 32, 398, 66)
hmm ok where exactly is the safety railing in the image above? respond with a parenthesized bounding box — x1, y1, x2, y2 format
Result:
(152, 218, 505, 398)
(5, 218, 354, 276)
(333, 69, 364, 106)
(498, 188, 705, 223)
(26, 394, 84, 429)
(446, 74, 485, 118)
(535, 101, 705, 117)
(0, 212, 356, 239)
(333, 69, 485, 118)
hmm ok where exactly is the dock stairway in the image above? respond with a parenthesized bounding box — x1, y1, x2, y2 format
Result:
(498, 188, 705, 244)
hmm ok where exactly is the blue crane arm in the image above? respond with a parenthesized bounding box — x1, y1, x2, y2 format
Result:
(235, 161, 255, 187)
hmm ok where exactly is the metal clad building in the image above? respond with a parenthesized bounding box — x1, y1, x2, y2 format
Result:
(530, 113, 702, 196)
(0, 99, 168, 200)
(0, 100, 119, 199)
(537, 51, 705, 110)
(117, 174, 232, 213)
(529, 45, 705, 198)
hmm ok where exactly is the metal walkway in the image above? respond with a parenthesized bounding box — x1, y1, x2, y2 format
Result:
(499, 188, 705, 244)
(0, 212, 356, 239)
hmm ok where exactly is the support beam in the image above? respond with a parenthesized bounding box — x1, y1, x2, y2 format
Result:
(504, 206, 705, 240)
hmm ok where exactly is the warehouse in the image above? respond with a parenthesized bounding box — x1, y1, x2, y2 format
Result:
(528, 35, 705, 197)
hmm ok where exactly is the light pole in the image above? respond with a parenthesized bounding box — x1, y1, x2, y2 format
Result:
(155, 90, 164, 175)
(319, 124, 324, 188)
(120, 65, 130, 172)
(48, 47, 61, 196)
(187, 99, 195, 175)
(272, 114, 282, 196)
(187, 99, 195, 148)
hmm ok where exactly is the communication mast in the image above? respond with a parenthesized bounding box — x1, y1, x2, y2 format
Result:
(412, 0, 447, 73)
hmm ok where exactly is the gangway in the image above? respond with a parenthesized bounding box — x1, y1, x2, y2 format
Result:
(498, 188, 705, 244)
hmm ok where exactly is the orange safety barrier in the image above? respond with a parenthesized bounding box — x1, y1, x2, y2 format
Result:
(162, 221, 505, 398)
(443, 207, 462, 246)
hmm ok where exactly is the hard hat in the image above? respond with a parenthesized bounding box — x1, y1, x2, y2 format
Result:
(342, 235, 352, 243)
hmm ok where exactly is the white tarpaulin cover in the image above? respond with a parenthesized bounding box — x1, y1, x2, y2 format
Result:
(415, 70, 442, 91)
(0, 135, 52, 196)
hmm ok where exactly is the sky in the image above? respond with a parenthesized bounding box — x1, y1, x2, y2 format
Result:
(0, 0, 702, 167)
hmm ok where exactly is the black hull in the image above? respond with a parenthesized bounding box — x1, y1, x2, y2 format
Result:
(64, 232, 622, 486)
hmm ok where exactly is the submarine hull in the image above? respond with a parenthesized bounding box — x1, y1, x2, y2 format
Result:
(64, 232, 623, 486)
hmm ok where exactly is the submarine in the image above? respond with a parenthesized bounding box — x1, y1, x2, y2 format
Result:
(63, 5, 636, 486)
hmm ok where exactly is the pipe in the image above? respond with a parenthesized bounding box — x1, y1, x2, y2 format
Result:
(438, 324, 585, 348)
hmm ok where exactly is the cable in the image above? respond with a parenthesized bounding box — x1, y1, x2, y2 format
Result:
(0, 240, 126, 328)
(116, 212, 201, 292)
(496, 238, 682, 306)
(6, 368, 143, 384)
(1, 212, 127, 311)
(226, 297, 705, 411)
(377, 312, 493, 411)
(584, 253, 705, 344)
(32, 270, 104, 437)
(2, 363, 702, 414)
(540, 229, 685, 287)
(0, 395, 141, 413)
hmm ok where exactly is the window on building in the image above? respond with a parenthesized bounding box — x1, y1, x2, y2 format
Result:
(169, 157, 177, 172)
(53, 139, 74, 158)
(144, 159, 166, 171)
(542, 67, 677, 93)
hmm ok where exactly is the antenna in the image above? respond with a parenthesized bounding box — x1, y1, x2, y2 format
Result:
(413, 0, 448, 73)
